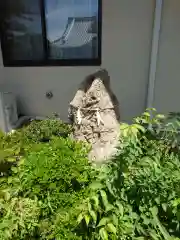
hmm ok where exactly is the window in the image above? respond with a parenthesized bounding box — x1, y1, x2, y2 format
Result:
(0, 0, 102, 67)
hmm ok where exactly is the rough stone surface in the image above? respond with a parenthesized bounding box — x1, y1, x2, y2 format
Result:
(68, 69, 120, 162)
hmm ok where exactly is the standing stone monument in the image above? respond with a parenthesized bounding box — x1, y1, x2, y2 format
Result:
(68, 69, 120, 162)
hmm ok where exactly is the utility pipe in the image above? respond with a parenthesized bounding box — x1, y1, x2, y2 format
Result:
(146, 0, 163, 108)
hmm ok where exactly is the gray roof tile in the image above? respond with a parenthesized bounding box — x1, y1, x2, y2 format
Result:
(52, 16, 97, 48)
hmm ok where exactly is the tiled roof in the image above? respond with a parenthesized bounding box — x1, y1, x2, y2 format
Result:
(52, 16, 97, 48)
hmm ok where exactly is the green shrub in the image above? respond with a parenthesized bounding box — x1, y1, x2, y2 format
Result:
(0, 118, 72, 175)
(0, 195, 40, 240)
(0, 131, 96, 239)
(77, 109, 180, 240)
(17, 137, 95, 213)
(0, 118, 96, 239)
(22, 118, 72, 142)
(0, 118, 72, 147)
(1, 110, 180, 239)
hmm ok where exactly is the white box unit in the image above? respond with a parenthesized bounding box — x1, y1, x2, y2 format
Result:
(0, 92, 18, 132)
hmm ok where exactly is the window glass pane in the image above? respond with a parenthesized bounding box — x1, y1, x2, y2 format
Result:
(0, 0, 44, 61)
(45, 0, 99, 59)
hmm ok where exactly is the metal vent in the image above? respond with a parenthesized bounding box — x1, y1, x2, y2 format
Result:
(0, 92, 18, 132)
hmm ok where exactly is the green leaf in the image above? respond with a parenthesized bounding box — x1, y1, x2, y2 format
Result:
(151, 206, 158, 216)
(99, 228, 108, 240)
(89, 181, 103, 190)
(91, 195, 99, 209)
(7, 157, 16, 163)
(149, 230, 160, 240)
(141, 214, 150, 225)
(77, 213, 83, 224)
(120, 123, 130, 130)
(49, 183, 56, 189)
(152, 212, 171, 240)
(112, 214, 118, 226)
(120, 123, 130, 137)
(143, 112, 151, 117)
(147, 108, 156, 112)
(116, 201, 124, 216)
(130, 126, 138, 136)
(106, 204, 114, 212)
(107, 223, 117, 234)
(162, 203, 167, 212)
(156, 114, 165, 119)
(4, 191, 10, 201)
(155, 197, 160, 205)
(106, 181, 115, 197)
(11, 167, 18, 173)
(133, 124, 145, 133)
(89, 210, 97, 224)
(134, 238, 145, 240)
(172, 198, 180, 207)
(7, 177, 13, 184)
(88, 201, 92, 212)
(84, 214, 90, 226)
(136, 224, 146, 235)
(100, 190, 109, 209)
(17, 158, 25, 166)
(97, 217, 110, 227)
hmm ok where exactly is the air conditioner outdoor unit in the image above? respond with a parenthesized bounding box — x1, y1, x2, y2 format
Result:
(0, 92, 18, 133)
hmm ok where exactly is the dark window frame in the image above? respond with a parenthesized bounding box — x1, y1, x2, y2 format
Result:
(0, 0, 102, 67)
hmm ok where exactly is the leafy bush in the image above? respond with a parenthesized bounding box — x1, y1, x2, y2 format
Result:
(1, 110, 180, 239)
(0, 118, 72, 175)
(0, 119, 96, 239)
(0, 196, 40, 240)
(17, 138, 95, 213)
(1, 135, 97, 239)
(77, 109, 180, 239)
(0, 118, 72, 145)
(22, 118, 72, 142)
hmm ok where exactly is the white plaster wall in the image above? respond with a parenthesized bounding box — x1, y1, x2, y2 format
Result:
(0, 0, 155, 121)
(154, 0, 180, 114)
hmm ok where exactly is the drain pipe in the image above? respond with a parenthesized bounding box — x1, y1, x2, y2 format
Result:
(146, 0, 163, 108)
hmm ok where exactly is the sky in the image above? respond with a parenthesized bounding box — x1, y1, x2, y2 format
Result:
(45, 0, 98, 42)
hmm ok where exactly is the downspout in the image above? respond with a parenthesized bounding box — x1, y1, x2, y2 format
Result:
(146, 0, 163, 108)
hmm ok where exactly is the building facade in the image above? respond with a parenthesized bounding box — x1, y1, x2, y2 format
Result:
(0, 0, 179, 122)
